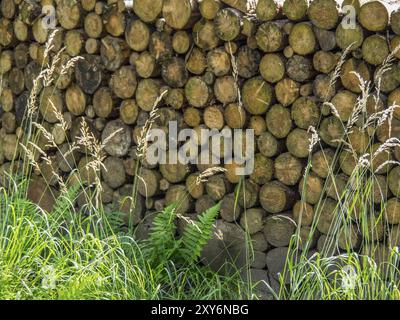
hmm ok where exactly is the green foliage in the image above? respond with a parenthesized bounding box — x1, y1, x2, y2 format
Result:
(144, 202, 220, 266)
(178, 202, 220, 264)
(145, 204, 178, 265)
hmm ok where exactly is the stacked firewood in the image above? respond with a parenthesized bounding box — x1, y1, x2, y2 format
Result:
(1, 0, 400, 291)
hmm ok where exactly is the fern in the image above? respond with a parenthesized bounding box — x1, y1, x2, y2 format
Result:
(178, 203, 220, 265)
(145, 204, 177, 265)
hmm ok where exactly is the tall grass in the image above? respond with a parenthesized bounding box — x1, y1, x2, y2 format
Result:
(273, 44, 400, 300)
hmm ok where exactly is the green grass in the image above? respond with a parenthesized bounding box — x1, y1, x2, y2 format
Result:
(0, 177, 254, 300)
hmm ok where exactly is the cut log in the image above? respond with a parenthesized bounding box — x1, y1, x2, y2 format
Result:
(331, 90, 357, 122)
(250, 153, 274, 185)
(299, 173, 324, 205)
(340, 58, 370, 93)
(391, 9, 400, 35)
(256, 22, 285, 53)
(195, 194, 216, 214)
(136, 79, 162, 111)
(214, 76, 237, 104)
(160, 158, 190, 183)
(104, 8, 125, 37)
(56, 0, 82, 30)
(149, 31, 173, 61)
(162, 0, 196, 30)
(101, 156, 126, 189)
(172, 31, 191, 54)
(137, 168, 161, 198)
(101, 120, 132, 157)
(0, 50, 13, 75)
(236, 179, 260, 209)
(291, 97, 320, 129)
(289, 23, 316, 55)
(224, 103, 246, 129)
(125, 19, 150, 52)
(204, 105, 224, 130)
(311, 148, 336, 178)
(100, 36, 130, 71)
(84, 12, 103, 39)
(359, 1, 388, 32)
(85, 38, 100, 54)
(205, 174, 231, 201)
(193, 19, 220, 51)
(75, 55, 102, 94)
(236, 46, 261, 79)
(260, 53, 285, 84)
(240, 208, 266, 235)
(249, 116, 267, 135)
(214, 8, 241, 41)
(132, 0, 163, 23)
(256, 0, 280, 21)
(286, 128, 312, 158)
(264, 213, 296, 247)
(286, 55, 314, 83)
(19, 0, 41, 25)
(93, 87, 114, 118)
(242, 77, 274, 115)
(8, 68, 25, 95)
(110, 66, 137, 99)
(119, 99, 139, 125)
(257, 131, 281, 157)
(275, 78, 300, 106)
(135, 51, 159, 78)
(274, 152, 303, 186)
(387, 88, 400, 120)
(313, 51, 338, 74)
(65, 84, 86, 116)
(282, 0, 308, 21)
(220, 193, 242, 222)
(186, 47, 207, 75)
(385, 198, 400, 225)
(335, 22, 363, 51)
(347, 127, 369, 155)
(2, 112, 16, 134)
(293, 200, 314, 226)
(319, 116, 345, 147)
(315, 198, 337, 235)
(0, 87, 13, 112)
(362, 35, 389, 66)
(372, 174, 390, 204)
(39, 86, 64, 124)
(207, 47, 231, 76)
(313, 74, 336, 101)
(186, 173, 204, 199)
(161, 57, 189, 88)
(0, 18, 14, 47)
(14, 43, 29, 69)
(82, 0, 96, 11)
(183, 107, 202, 127)
(1, 0, 15, 19)
(260, 181, 297, 213)
(199, 0, 221, 20)
(339, 149, 356, 176)
(266, 104, 292, 140)
(185, 77, 211, 108)
(13, 19, 28, 42)
(308, 0, 338, 30)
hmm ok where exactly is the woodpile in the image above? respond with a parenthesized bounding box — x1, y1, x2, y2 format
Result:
(1, 0, 400, 292)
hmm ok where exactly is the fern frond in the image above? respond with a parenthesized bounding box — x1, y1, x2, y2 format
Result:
(178, 203, 220, 265)
(145, 204, 178, 265)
